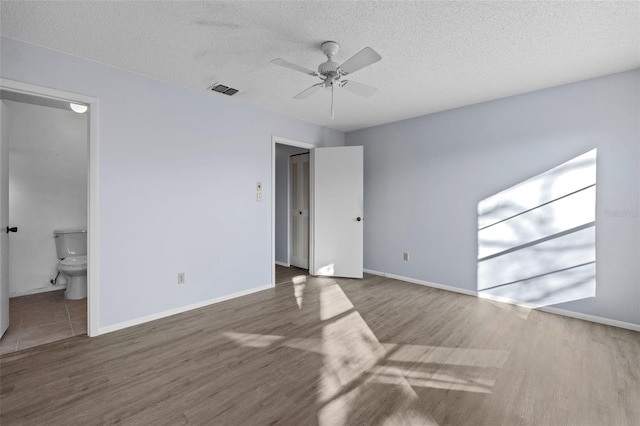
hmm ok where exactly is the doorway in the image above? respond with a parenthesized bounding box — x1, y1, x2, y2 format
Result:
(0, 79, 99, 349)
(1, 93, 87, 353)
(290, 152, 310, 269)
(272, 137, 315, 285)
(271, 136, 365, 286)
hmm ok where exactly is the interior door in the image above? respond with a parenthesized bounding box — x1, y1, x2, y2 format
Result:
(1, 100, 10, 337)
(290, 153, 310, 269)
(311, 146, 363, 278)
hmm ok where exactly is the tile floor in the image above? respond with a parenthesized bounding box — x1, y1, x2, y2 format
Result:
(0, 290, 86, 355)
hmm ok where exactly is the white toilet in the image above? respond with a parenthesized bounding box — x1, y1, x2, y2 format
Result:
(53, 229, 87, 300)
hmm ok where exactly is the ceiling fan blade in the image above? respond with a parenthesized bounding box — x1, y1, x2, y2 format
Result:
(293, 83, 323, 99)
(338, 47, 382, 75)
(341, 80, 378, 97)
(271, 58, 318, 76)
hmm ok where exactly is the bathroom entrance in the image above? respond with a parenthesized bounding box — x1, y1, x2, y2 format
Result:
(0, 85, 92, 353)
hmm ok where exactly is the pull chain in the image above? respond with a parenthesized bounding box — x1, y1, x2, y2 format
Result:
(331, 82, 335, 119)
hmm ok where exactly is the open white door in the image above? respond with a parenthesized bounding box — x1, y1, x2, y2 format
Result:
(0, 101, 9, 337)
(311, 146, 363, 278)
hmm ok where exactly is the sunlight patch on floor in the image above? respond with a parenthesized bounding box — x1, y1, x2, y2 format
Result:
(478, 293, 533, 319)
(223, 279, 516, 425)
(317, 307, 436, 426)
(293, 275, 306, 309)
(316, 264, 335, 276)
(319, 282, 354, 320)
(371, 365, 495, 394)
(383, 343, 509, 368)
(223, 331, 285, 348)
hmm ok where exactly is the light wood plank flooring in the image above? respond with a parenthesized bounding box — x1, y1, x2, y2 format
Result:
(1, 266, 639, 425)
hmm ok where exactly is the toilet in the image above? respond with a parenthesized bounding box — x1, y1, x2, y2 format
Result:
(53, 229, 87, 300)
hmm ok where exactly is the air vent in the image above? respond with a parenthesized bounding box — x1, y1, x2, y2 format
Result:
(208, 83, 239, 96)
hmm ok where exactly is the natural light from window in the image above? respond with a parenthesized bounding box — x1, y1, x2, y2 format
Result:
(477, 149, 597, 307)
(224, 277, 512, 425)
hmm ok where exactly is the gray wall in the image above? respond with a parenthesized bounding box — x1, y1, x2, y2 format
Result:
(346, 69, 640, 326)
(5, 100, 88, 296)
(275, 144, 308, 265)
(1, 37, 344, 330)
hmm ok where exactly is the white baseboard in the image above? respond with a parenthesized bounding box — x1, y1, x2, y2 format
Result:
(99, 284, 273, 335)
(275, 261, 290, 267)
(477, 292, 542, 309)
(538, 306, 640, 332)
(10, 285, 66, 298)
(364, 268, 476, 297)
(364, 268, 640, 332)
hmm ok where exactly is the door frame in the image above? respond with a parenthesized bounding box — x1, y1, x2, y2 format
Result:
(0, 78, 100, 337)
(271, 136, 314, 286)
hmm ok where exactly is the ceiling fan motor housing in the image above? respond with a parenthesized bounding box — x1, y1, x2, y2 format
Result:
(318, 60, 339, 76)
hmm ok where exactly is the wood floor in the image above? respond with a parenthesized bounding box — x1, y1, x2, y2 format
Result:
(1, 266, 639, 425)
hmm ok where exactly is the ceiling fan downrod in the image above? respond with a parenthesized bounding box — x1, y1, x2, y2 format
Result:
(331, 83, 335, 119)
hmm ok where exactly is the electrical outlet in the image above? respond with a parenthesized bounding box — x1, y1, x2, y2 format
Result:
(256, 182, 262, 192)
(178, 272, 186, 284)
(256, 193, 262, 202)
(403, 252, 410, 261)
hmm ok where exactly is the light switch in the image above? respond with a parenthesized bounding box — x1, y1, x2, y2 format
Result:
(257, 193, 262, 202)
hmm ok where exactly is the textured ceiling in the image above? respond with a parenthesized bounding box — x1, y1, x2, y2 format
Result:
(1, 1, 639, 132)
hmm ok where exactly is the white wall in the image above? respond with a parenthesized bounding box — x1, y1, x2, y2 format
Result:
(347, 69, 640, 327)
(5, 100, 87, 296)
(0, 37, 344, 330)
(275, 144, 308, 265)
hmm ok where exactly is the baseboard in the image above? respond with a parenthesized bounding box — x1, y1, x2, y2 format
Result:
(364, 268, 476, 297)
(538, 306, 640, 332)
(476, 290, 640, 332)
(275, 261, 290, 267)
(477, 292, 541, 309)
(364, 268, 640, 332)
(98, 284, 273, 335)
(10, 285, 66, 298)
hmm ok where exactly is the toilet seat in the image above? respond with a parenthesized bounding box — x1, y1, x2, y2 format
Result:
(60, 255, 87, 266)
(59, 255, 87, 271)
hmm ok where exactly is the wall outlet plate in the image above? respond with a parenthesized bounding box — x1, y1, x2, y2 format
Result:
(403, 252, 410, 261)
(178, 272, 186, 284)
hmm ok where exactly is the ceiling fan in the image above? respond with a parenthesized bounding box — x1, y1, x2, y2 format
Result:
(271, 41, 382, 118)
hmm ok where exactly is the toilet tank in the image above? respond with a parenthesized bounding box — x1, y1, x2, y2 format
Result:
(53, 229, 87, 259)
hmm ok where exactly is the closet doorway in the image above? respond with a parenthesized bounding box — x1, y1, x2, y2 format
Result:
(289, 153, 310, 269)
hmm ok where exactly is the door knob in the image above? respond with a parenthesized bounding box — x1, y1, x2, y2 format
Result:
(6, 226, 17, 233)
(356, 217, 362, 222)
